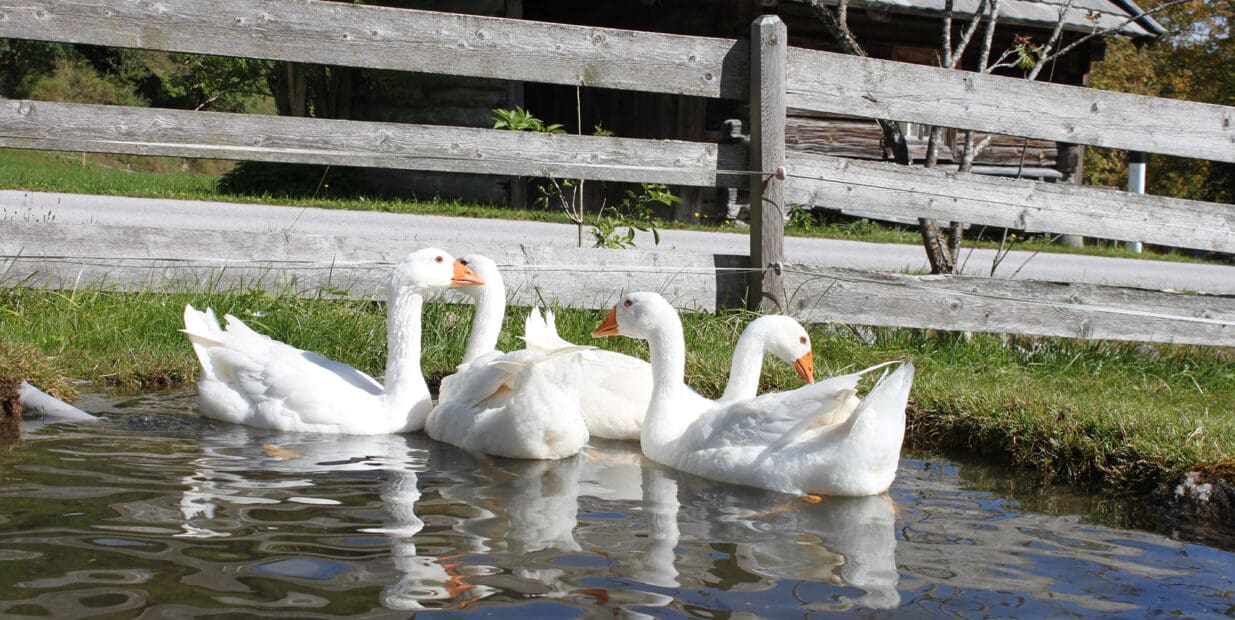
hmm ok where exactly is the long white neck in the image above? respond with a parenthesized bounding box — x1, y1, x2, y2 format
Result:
(382, 289, 429, 413)
(461, 279, 506, 365)
(720, 324, 769, 401)
(640, 308, 695, 453)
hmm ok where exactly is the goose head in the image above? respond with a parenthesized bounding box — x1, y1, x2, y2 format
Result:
(453, 254, 503, 299)
(390, 248, 484, 294)
(592, 291, 673, 340)
(748, 315, 815, 384)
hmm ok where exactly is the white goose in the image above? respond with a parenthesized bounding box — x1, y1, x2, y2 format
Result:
(452, 255, 506, 370)
(523, 308, 818, 440)
(592, 291, 914, 497)
(182, 248, 483, 434)
(425, 255, 590, 460)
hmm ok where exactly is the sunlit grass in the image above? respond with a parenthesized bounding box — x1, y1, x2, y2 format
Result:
(0, 149, 220, 198)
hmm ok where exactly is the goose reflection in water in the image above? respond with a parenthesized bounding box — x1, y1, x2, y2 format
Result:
(579, 442, 900, 611)
(682, 484, 902, 610)
(176, 427, 496, 611)
(423, 440, 589, 604)
(176, 427, 899, 613)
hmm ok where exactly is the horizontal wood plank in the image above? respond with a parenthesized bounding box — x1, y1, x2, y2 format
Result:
(786, 48, 1235, 163)
(0, 0, 746, 99)
(0, 100, 748, 187)
(0, 222, 748, 312)
(784, 265, 1235, 347)
(5, 221, 1233, 347)
(785, 151, 1235, 254)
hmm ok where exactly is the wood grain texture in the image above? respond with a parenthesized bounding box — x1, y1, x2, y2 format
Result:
(0, 0, 746, 99)
(5, 220, 1231, 346)
(783, 264, 1235, 347)
(749, 15, 787, 312)
(784, 151, 1235, 253)
(0, 222, 747, 312)
(0, 100, 748, 187)
(786, 48, 1235, 163)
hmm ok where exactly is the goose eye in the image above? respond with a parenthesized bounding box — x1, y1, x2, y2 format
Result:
(799, 336, 808, 345)
(623, 299, 632, 307)
(460, 259, 469, 265)
(435, 256, 444, 263)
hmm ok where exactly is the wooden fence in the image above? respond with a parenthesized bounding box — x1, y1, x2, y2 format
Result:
(1, 0, 1233, 345)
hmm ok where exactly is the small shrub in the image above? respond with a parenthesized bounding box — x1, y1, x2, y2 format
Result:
(28, 58, 148, 107)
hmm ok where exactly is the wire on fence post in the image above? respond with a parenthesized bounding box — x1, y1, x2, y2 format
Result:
(749, 14, 788, 313)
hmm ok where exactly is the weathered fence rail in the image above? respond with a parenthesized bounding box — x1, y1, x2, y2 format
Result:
(784, 48, 1235, 165)
(6, 220, 1232, 346)
(783, 266, 1235, 347)
(0, 100, 746, 187)
(2, 0, 748, 99)
(2, 0, 1234, 345)
(1, 221, 749, 312)
(784, 152, 1235, 253)
(5, 0, 1229, 163)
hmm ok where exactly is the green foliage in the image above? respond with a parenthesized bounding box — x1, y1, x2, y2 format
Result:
(590, 183, 678, 249)
(163, 54, 273, 112)
(1011, 35, 1042, 71)
(491, 106, 565, 134)
(786, 206, 898, 240)
(28, 58, 149, 107)
(493, 107, 675, 248)
(1086, 0, 1234, 204)
(591, 122, 614, 137)
(0, 40, 77, 98)
(787, 205, 819, 231)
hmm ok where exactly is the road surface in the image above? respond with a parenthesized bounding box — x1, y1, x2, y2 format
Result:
(5, 190, 1232, 295)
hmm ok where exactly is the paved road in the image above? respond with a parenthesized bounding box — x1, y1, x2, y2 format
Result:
(6, 190, 1233, 294)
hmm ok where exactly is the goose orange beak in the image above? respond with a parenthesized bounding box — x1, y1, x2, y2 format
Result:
(592, 306, 620, 337)
(793, 350, 815, 384)
(451, 260, 484, 286)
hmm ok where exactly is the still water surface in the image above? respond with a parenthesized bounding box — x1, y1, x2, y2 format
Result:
(0, 390, 1231, 618)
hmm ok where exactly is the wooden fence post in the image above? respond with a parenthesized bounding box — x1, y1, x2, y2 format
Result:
(749, 15, 787, 312)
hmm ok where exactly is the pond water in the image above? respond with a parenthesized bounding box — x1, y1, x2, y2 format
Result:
(1, 390, 1232, 618)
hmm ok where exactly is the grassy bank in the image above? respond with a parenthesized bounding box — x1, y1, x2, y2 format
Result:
(3, 285, 1231, 502)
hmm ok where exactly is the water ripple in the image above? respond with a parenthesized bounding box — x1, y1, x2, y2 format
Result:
(0, 392, 1230, 617)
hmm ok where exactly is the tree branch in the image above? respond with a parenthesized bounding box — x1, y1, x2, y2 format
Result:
(802, 0, 865, 57)
(942, 0, 955, 67)
(1025, 0, 1076, 81)
(949, 0, 991, 68)
(1040, 0, 1191, 67)
(976, 0, 1002, 71)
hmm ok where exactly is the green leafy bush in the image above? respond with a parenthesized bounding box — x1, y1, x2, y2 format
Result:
(28, 58, 148, 107)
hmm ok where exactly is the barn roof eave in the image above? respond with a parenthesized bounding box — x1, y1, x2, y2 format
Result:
(785, 0, 1164, 39)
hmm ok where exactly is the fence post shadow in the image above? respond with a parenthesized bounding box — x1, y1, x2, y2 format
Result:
(714, 254, 749, 311)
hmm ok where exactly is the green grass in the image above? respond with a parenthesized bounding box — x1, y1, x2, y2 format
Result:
(0, 149, 220, 199)
(1, 148, 1227, 266)
(2, 285, 1231, 501)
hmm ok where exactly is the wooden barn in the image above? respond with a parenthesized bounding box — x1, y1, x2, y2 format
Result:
(346, 0, 1163, 219)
